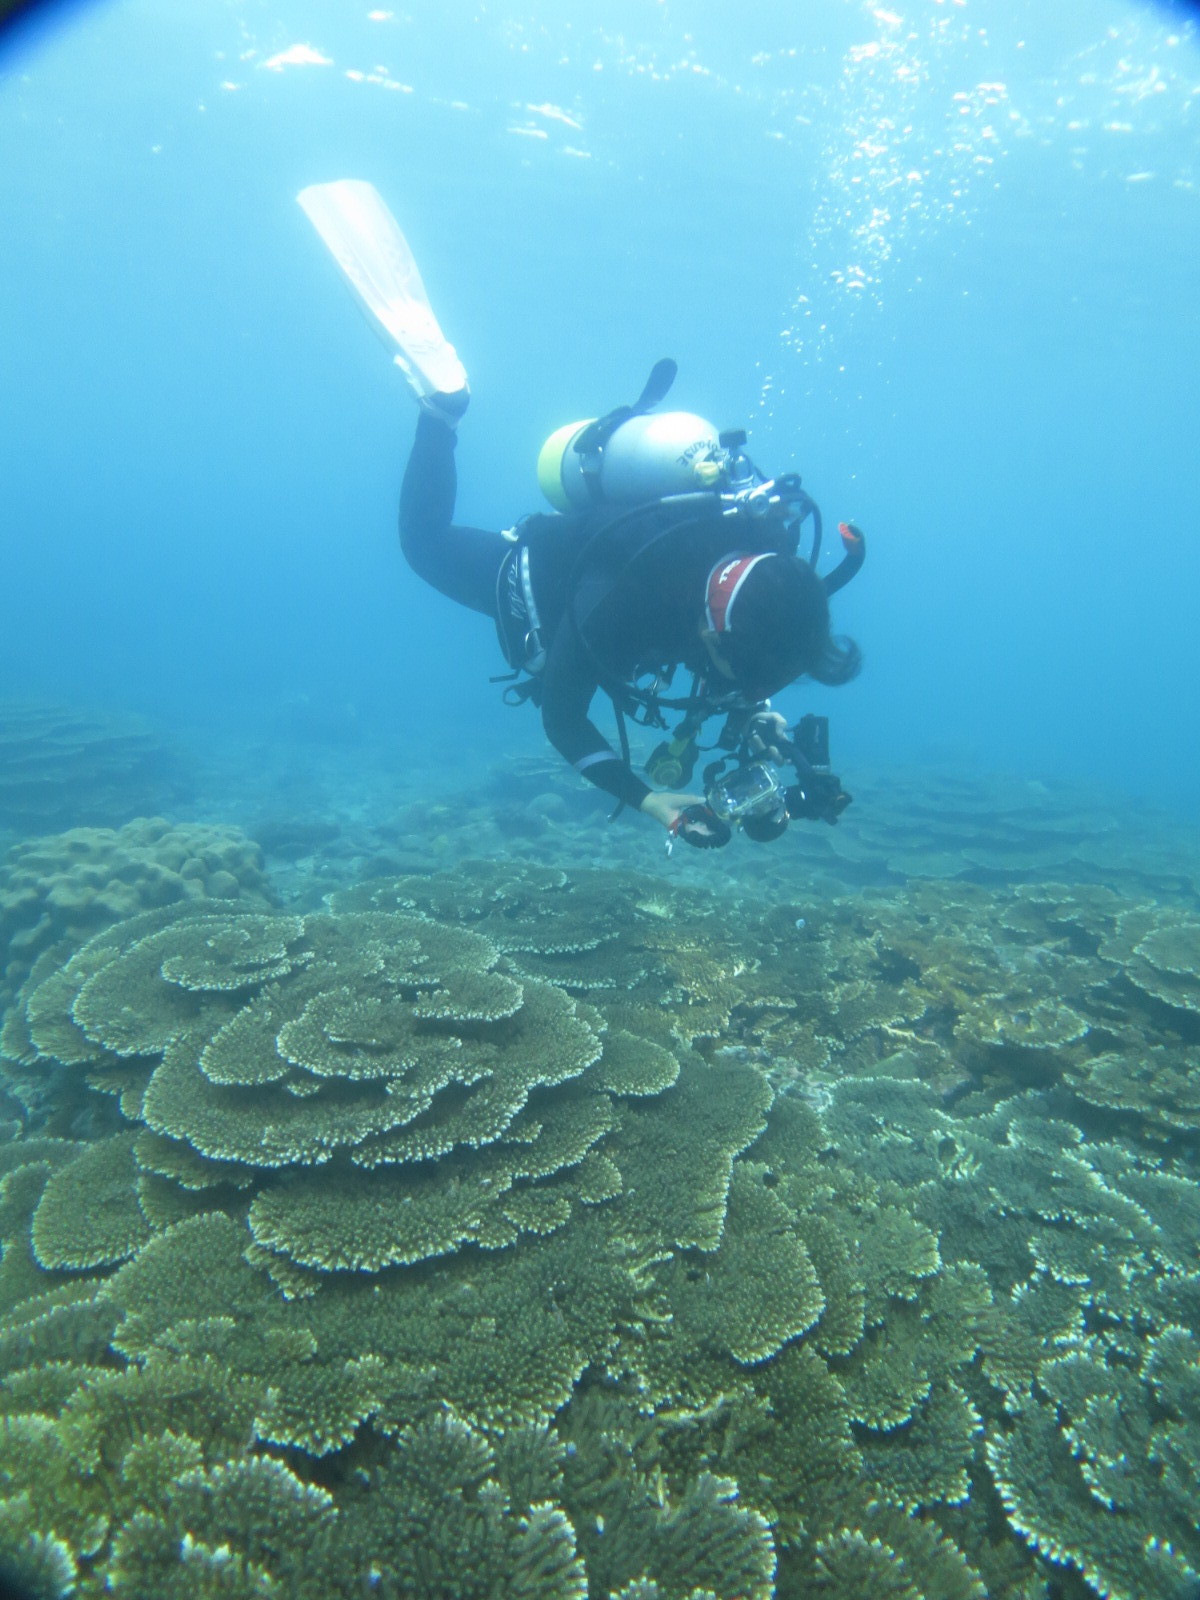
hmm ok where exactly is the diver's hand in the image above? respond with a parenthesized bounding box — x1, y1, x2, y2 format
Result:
(745, 710, 789, 763)
(640, 792, 732, 851)
(639, 791, 704, 831)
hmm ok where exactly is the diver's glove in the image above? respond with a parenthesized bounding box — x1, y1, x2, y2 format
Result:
(669, 805, 733, 851)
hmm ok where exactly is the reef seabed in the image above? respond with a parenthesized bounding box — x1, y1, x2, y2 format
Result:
(0, 851, 1197, 1600)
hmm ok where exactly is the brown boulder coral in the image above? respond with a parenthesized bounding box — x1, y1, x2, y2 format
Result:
(0, 817, 273, 1018)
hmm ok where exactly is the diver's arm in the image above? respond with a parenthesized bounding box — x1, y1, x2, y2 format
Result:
(539, 624, 653, 813)
(398, 411, 509, 618)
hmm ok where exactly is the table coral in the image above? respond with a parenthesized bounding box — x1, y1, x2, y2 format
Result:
(0, 858, 1197, 1599)
(0, 702, 189, 836)
(30, 1132, 152, 1271)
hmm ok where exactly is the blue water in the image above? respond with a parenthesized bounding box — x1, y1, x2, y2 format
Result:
(1, 0, 1198, 811)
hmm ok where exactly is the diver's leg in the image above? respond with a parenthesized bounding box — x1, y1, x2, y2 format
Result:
(399, 412, 506, 617)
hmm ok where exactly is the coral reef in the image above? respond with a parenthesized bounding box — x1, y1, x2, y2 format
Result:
(387, 750, 1200, 894)
(0, 702, 189, 836)
(0, 857, 1196, 1598)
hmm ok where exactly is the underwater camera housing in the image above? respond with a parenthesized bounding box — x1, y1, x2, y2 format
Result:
(704, 714, 851, 843)
(707, 761, 785, 825)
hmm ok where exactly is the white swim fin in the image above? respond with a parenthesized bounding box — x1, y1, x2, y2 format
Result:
(297, 179, 469, 407)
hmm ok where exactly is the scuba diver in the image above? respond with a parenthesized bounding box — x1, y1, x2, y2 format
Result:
(299, 180, 864, 850)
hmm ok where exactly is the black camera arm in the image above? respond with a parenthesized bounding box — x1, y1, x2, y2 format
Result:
(780, 716, 852, 825)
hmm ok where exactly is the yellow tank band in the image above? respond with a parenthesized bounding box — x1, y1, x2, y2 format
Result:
(536, 420, 593, 511)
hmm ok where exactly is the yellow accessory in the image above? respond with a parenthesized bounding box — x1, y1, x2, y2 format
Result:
(536, 420, 593, 512)
(646, 736, 689, 788)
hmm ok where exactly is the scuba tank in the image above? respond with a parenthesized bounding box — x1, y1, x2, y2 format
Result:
(536, 357, 728, 511)
(538, 409, 724, 511)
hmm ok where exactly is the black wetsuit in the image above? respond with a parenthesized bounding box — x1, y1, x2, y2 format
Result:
(399, 412, 792, 811)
